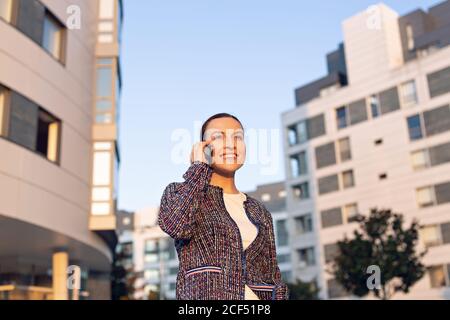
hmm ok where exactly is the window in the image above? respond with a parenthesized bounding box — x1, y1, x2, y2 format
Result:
(321, 207, 343, 229)
(277, 254, 291, 264)
(14, 0, 66, 62)
(91, 203, 110, 215)
(428, 265, 447, 288)
(338, 138, 351, 162)
(290, 151, 307, 177)
(416, 187, 435, 208)
(295, 214, 313, 235)
(348, 99, 368, 125)
(442, 223, 450, 244)
(93, 152, 111, 185)
(407, 114, 423, 140)
(297, 121, 308, 143)
(275, 219, 289, 246)
(315, 142, 336, 169)
(7, 90, 61, 163)
(287, 116, 324, 146)
(307, 114, 326, 139)
(324, 243, 339, 263)
(9, 91, 39, 150)
(281, 271, 292, 282)
(0, 86, 6, 136)
(420, 225, 442, 248)
(43, 12, 64, 61)
(287, 124, 298, 146)
(336, 106, 348, 129)
(411, 149, 429, 170)
(342, 170, 355, 189)
(423, 105, 450, 137)
(429, 142, 450, 167)
(370, 95, 380, 118)
(92, 187, 110, 201)
(97, 66, 113, 98)
(94, 141, 113, 150)
(379, 87, 400, 114)
(428, 66, 450, 98)
(406, 24, 414, 51)
(0, 0, 13, 22)
(91, 141, 114, 216)
(144, 253, 159, 264)
(36, 109, 60, 162)
(96, 100, 113, 111)
(99, 0, 115, 19)
(145, 240, 158, 253)
(169, 266, 179, 276)
(298, 247, 315, 267)
(292, 182, 309, 200)
(318, 174, 339, 195)
(344, 203, 358, 223)
(400, 80, 418, 107)
(95, 58, 119, 125)
(95, 113, 113, 124)
(435, 182, 450, 205)
(315, 138, 351, 169)
(144, 269, 160, 281)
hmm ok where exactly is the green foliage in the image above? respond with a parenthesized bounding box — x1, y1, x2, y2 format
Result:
(329, 208, 426, 300)
(287, 279, 320, 300)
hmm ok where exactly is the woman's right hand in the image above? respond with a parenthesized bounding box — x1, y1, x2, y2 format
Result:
(190, 137, 214, 165)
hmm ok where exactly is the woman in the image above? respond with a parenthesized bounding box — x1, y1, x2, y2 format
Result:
(158, 113, 289, 300)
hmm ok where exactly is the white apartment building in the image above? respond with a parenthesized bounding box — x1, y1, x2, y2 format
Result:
(246, 182, 293, 284)
(282, 1, 450, 299)
(118, 207, 178, 300)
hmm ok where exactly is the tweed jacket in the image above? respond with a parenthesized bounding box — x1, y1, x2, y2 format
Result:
(158, 161, 289, 300)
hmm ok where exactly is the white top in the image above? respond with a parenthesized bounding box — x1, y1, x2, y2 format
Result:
(223, 191, 260, 300)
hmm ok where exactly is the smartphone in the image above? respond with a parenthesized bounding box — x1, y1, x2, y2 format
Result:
(204, 144, 212, 165)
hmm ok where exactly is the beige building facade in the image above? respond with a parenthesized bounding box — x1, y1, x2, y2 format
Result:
(0, 0, 123, 299)
(282, 1, 450, 299)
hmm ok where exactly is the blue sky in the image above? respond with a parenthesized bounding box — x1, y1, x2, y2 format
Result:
(118, 0, 439, 211)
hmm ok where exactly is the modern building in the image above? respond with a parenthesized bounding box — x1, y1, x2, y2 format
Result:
(0, 0, 123, 299)
(117, 207, 178, 300)
(246, 181, 293, 284)
(281, 1, 450, 299)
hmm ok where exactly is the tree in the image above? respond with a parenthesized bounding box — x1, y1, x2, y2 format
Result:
(111, 243, 142, 300)
(287, 279, 320, 300)
(329, 208, 426, 300)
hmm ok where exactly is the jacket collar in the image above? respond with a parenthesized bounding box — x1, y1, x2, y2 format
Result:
(205, 183, 252, 205)
(205, 183, 262, 225)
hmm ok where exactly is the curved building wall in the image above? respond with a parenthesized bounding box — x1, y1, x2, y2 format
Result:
(0, 0, 122, 299)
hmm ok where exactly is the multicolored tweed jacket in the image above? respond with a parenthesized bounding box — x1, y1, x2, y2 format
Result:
(158, 161, 289, 300)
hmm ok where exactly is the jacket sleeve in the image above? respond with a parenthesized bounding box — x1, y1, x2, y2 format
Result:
(158, 161, 213, 240)
(260, 203, 290, 300)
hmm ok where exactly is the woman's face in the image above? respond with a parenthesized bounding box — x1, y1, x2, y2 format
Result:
(203, 117, 246, 174)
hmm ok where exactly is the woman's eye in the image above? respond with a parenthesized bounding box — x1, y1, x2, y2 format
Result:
(235, 135, 244, 141)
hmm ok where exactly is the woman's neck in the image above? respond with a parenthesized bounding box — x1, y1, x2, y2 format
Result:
(209, 170, 239, 194)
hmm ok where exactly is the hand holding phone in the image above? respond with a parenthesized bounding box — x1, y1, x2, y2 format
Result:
(190, 137, 214, 165)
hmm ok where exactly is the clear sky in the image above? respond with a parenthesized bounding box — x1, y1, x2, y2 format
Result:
(118, 0, 440, 211)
